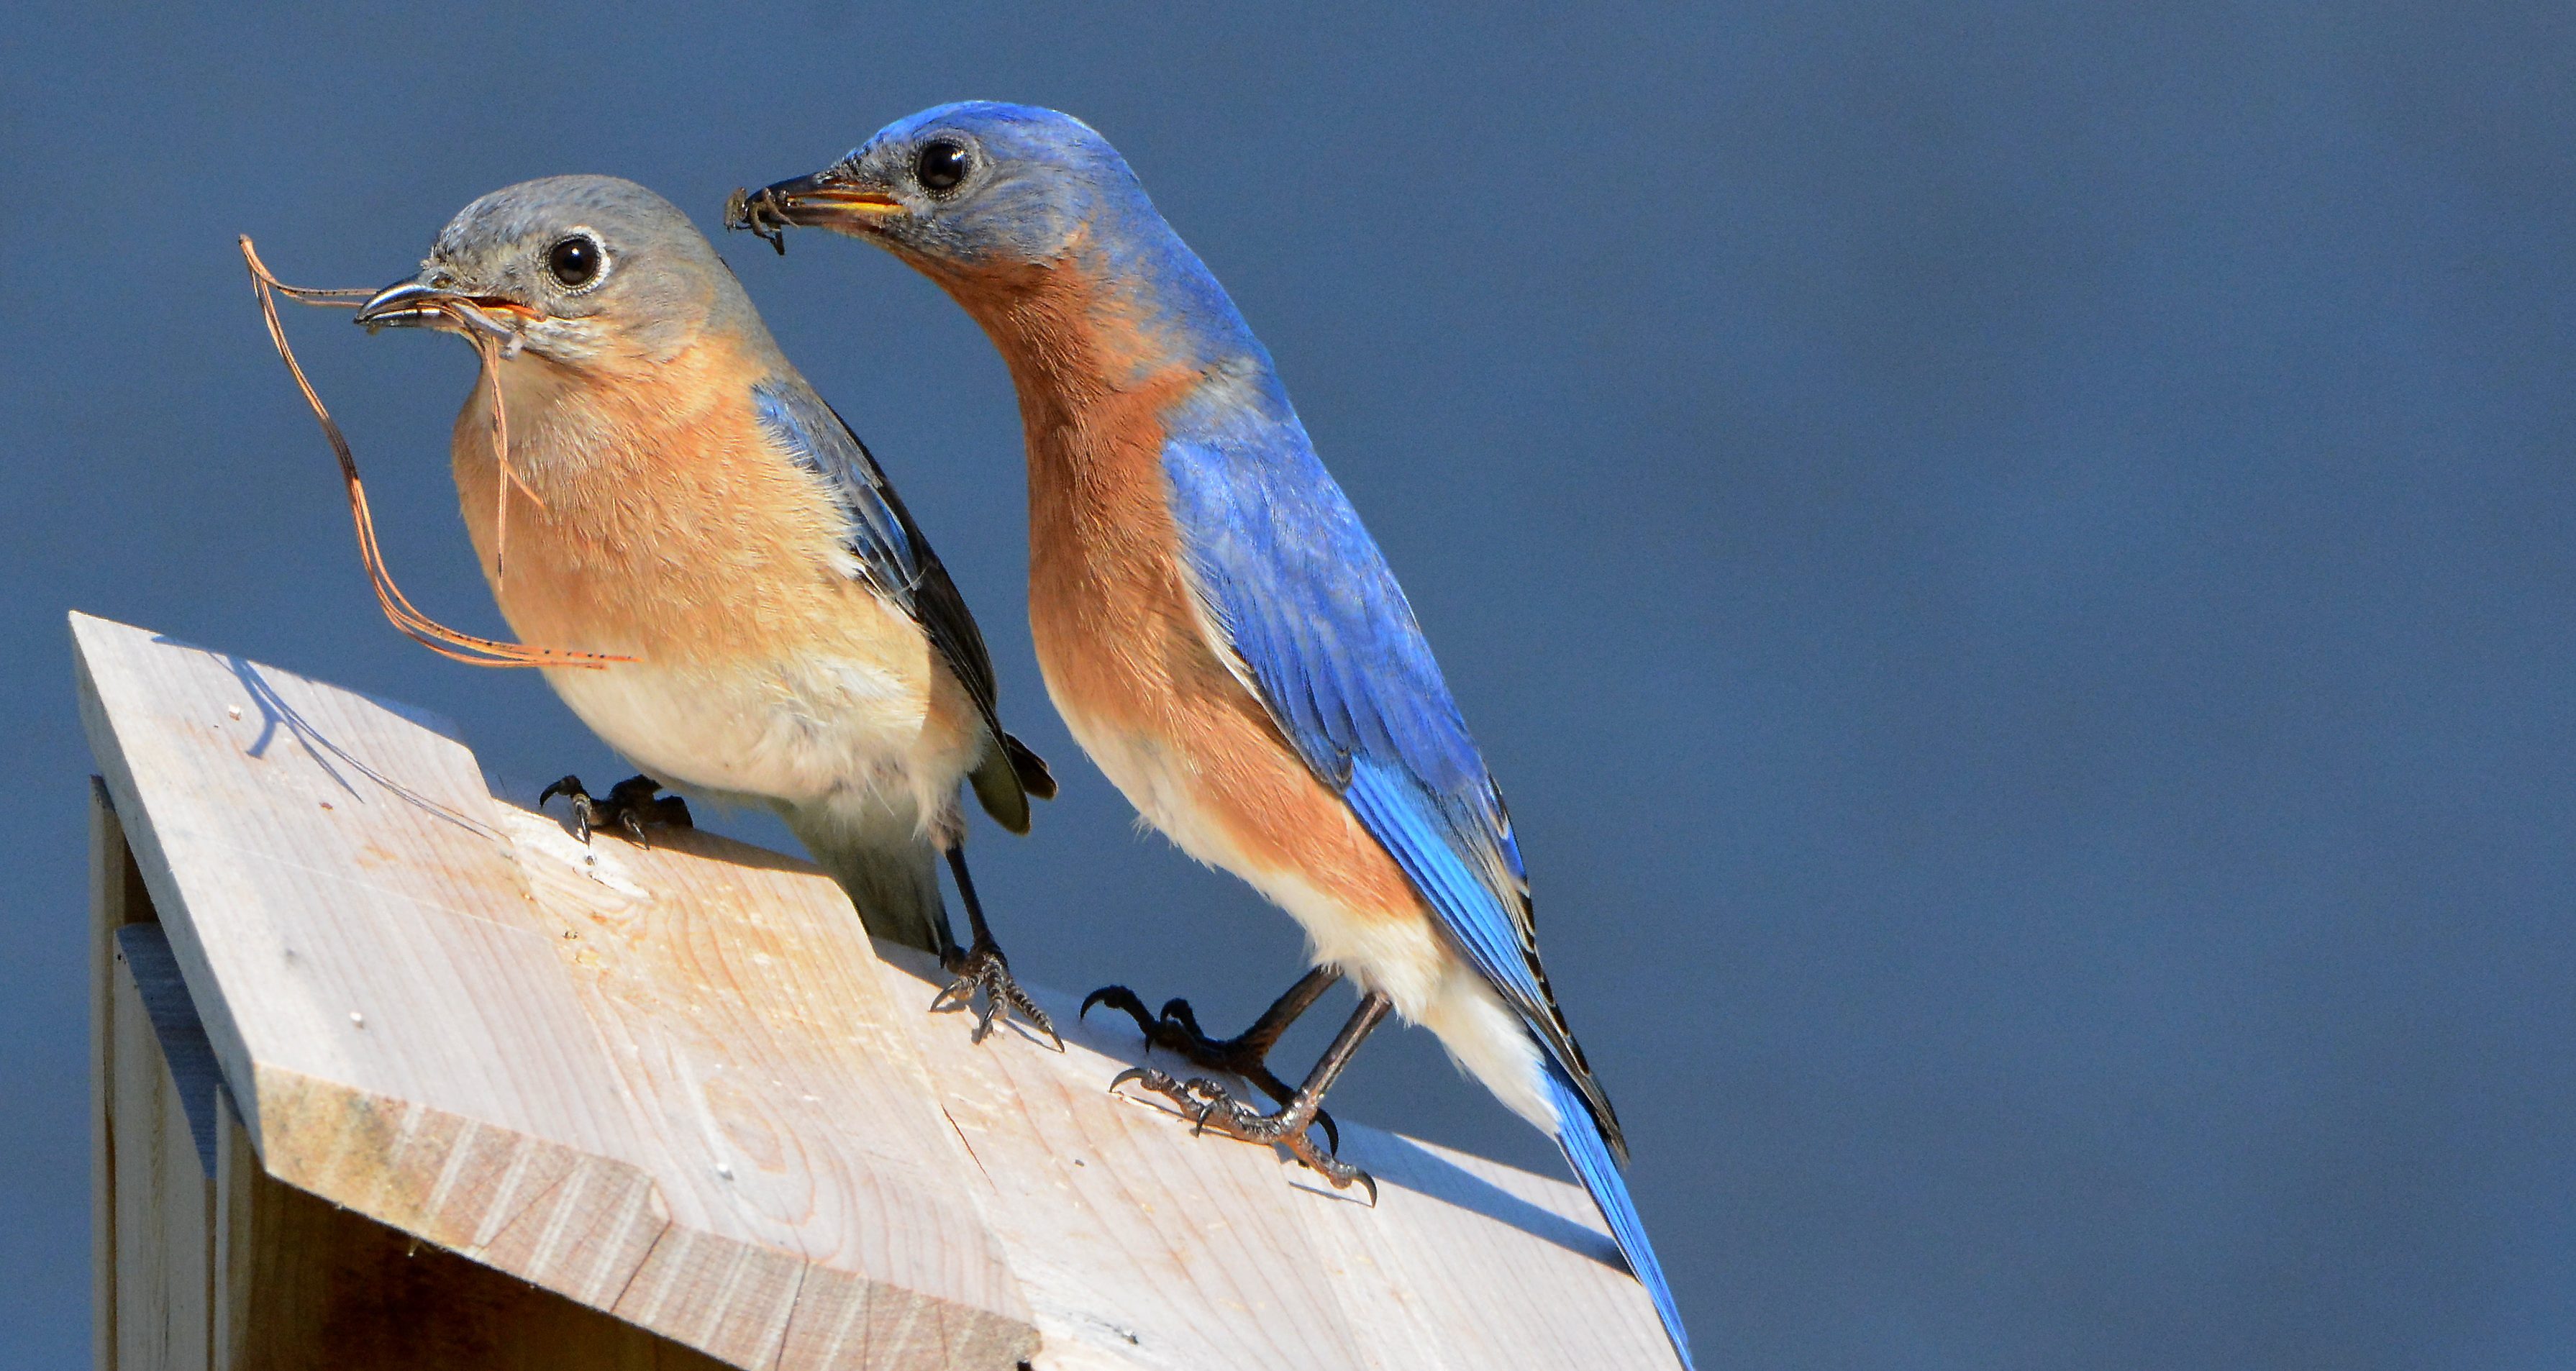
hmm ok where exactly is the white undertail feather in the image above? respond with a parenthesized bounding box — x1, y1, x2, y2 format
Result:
(782, 793, 948, 953)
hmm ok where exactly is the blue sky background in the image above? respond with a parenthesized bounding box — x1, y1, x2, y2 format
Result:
(5, 4, 2573, 1366)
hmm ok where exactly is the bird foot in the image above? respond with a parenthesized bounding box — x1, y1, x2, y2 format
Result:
(1080, 985, 1339, 1152)
(933, 938, 1062, 1049)
(539, 775, 692, 847)
(1109, 1067, 1374, 1203)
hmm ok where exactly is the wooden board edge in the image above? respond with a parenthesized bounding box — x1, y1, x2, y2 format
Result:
(73, 615, 268, 1152)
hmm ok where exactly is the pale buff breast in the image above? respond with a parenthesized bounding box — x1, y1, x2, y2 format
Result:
(447, 345, 982, 816)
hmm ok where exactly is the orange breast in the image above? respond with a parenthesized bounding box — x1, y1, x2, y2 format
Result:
(953, 259, 1421, 922)
(446, 340, 969, 755)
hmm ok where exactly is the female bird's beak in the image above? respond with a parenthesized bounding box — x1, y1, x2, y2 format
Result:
(355, 275, 537, 344)
(352, 278, 458, 329)
(727, 170, 902, 254)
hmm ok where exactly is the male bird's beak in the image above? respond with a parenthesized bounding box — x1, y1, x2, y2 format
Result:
(727, 169, 902, 254)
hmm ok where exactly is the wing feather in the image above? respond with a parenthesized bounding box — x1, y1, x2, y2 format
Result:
(753, 376, 1045, 830)
(1162, 422, 1624, 1157)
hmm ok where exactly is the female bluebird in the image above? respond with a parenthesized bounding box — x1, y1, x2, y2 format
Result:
(355, 175, 1057, 1039)
(737, 108, 1694, 1366)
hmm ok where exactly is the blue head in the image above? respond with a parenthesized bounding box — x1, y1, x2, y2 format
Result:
(742, 103, 1140, 267)
(734, 103, 1260, 375)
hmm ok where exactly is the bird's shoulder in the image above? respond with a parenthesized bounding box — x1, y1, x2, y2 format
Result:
(750, 374, 1001, 720)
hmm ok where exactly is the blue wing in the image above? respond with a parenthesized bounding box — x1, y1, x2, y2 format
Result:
(1160, 412, 1621, 1154)
(1165, 407, 1696, 1369)
(753, 375, 1052, 828)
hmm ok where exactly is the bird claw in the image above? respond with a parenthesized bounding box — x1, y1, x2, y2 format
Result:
(539, 775, 691, 848)
(934, 939, 1062, 1049)
(1080, 985, 1339, 1153)
(1109, 1067, 1374, 1202)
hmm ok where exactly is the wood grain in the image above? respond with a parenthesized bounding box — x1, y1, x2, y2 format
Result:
(76, 613, 1033, 1369)
(76, 611, 1685, 1370)
(109, 931, 215, 1370)
(211, 1085, 741, 1371)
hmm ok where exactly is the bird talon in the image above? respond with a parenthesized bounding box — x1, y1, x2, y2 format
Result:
(937, 938, 1060, 1049)
(1111, 1065, 1371, 1191)
(1078, 970, 1342, 1149)
(540, 775, 683, 849)
(1080, 985, 1151, 1031)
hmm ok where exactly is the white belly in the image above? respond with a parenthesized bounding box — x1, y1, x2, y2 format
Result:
(1050, 696, 1555, 1131)
(543, 654, 971, 824)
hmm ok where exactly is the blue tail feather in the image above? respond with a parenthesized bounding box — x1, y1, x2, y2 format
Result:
(1548, 1062, 1695, 1370)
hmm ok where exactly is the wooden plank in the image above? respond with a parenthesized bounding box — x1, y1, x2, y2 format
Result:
(76, 611, 1682, 1370)
(117, 926, 227, 1176)
(213, 1088, 247, 1370)
(73, 612, 1035, 1369)
(890, 948, 1685, 1371)
(880, 945, 1375, 1371)
(211, 1085, 739, 1371)
(109, 929, 214, 1371)
(93, 777, 143, 1371)
(1288, 1130, 1681, 1369)
(496, 806, 1029, 1370)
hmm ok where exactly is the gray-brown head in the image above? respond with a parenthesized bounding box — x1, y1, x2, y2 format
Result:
(358, 175, 763, 369)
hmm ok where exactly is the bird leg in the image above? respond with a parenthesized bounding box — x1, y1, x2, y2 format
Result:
(929, 846, 1062, 1049)
(539, 774, 692, 847)
(1081, 966, 1344, 1152)
(1112, 989, 1390, 1201)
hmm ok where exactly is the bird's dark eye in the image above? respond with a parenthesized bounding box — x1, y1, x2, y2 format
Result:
(914, 140, 970, 193)
(547, 235, 601, 288)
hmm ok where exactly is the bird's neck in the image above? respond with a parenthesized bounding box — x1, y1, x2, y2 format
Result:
(923, 223, 1259, 418)
(913, 251, 1218, 608)
(469, 336, 738, 489)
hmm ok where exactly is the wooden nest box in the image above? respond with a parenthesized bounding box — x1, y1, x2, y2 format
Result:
(76, 612, 1680, 1370)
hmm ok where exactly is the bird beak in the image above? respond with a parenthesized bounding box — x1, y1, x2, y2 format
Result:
(727, 168, 902, 253)
(355, 275, 539, 341)
(352, 279, 456, 329)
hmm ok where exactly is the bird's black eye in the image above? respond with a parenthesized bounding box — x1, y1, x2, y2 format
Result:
(914, 140, 970, 193)
(547, 234, 601, 288)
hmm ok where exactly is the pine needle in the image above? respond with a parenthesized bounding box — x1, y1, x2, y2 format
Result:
(239, 235, 625, 670)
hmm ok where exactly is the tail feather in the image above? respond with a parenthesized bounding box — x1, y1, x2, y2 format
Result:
(968, 744, 1033, 834)
(967, 732, 1057, 835)
(1004, 732, 1056, 799)
(1548, 1062, 1695, 1370)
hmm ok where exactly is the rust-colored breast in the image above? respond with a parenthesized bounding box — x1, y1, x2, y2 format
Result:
(958, 261, 1421, 921)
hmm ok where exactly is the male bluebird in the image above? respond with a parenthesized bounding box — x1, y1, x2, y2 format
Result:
(737, 106, 1694, 1366)
(354, 175, 1058, 1039)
